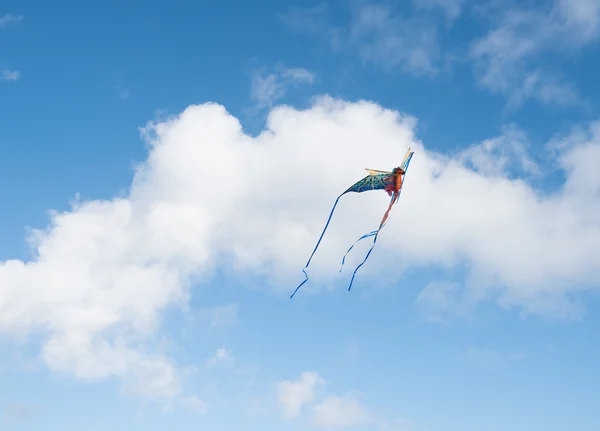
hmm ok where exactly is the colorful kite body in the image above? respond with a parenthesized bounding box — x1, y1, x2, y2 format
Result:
(290, 148, 415, 298)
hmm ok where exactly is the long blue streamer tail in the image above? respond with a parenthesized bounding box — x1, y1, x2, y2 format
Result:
(338, 193, 402, 274)
(340, 187, 405, 274)
(290, 194, 344, 298)
(347, 230, 381, 291)
(345, 192, 397, 291)
(339, 230, 377, 273)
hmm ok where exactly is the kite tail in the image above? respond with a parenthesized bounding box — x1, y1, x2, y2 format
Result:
(339, 192, 401, 273)
(290, 193, 344, 299)
(347, 192, 399, 291)
(339, 230, 378, 272)
(347, 232, 380, 291)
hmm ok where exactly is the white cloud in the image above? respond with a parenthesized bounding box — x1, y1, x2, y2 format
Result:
(1, 97, 600, 404)
(1, 69, 20, 82)
(277, 371, 324, 419)
(282, 2, 441, 76)
(470, 0, 600, 108)
(311, 394, 371, 429)
(250, 65, 315, 110)
(0, 197, 194, 402)
(0, 13, 22, 27)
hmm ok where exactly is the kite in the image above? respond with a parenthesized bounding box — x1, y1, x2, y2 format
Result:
(290, 148, 415, 299)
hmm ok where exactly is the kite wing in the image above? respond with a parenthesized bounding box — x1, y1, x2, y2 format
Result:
(344, 173, 393, 194)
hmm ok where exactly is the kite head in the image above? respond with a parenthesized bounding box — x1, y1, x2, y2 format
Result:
(392, 167, 405, 176)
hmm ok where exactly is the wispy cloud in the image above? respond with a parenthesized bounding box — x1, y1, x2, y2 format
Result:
(470, 0, 600, 109)
(282, 2, 441, 76)
(1, 14, 23, 83)
(347, 3, 441, 75)
(282, 1, 600, 110)
(249, 64, 315, 111)
(114, 85, 130, 100)
(281, 67, 316, 83)
(1, 69, 20, 82)
(280, 4, 330, 36)
(0, 13, 22, 28)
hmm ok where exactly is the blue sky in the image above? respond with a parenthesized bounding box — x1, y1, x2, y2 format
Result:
(1, 1, 600, 430)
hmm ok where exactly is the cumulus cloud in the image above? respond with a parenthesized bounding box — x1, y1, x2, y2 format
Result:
(282, 2, 441, 76)
(1, 97, 600, 403)
(470, 0, 600, 108)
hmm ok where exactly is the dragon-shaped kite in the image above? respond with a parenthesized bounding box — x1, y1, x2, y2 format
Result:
(291, 148, 414, 298)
